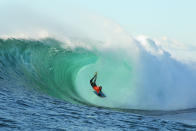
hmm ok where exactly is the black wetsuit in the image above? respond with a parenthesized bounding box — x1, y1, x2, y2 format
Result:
(90, 74, 97, 87)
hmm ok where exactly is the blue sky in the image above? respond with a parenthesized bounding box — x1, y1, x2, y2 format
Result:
(68, 0, 196, 45)
(1, 0, 196, 45)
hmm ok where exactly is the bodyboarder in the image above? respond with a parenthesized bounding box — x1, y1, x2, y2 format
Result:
(90, 72, 103, 96)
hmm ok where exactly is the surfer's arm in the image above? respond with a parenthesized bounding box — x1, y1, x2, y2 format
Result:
(90, 72, 98, 87)
(90, 73, 97, 82)
(90, 75, 96, 82)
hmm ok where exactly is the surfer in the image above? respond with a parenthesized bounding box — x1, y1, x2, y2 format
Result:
(90, 72, 103, 95)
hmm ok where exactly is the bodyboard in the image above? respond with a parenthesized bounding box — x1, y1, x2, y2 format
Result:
(94, 91, 106, 98)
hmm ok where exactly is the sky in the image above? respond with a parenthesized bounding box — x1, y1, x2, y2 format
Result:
(1, 0, 196, 45)
(69, 0, 196, 45)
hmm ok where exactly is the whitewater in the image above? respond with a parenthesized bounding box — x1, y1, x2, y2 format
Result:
(0, 1, 196, 130)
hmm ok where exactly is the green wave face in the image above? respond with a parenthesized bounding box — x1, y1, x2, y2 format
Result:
(0, 39, 97, 103)
(0, 38, 136, 108)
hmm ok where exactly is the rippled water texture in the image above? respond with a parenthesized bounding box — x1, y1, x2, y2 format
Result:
(0, 80, 196, 130)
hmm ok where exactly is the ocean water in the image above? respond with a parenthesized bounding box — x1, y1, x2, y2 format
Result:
(1, 80, 196, 131)
(0, 39, 196, 131)
(1, 81, 196, 131)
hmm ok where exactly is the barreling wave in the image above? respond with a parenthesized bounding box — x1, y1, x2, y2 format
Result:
(0, 37, 196, 111)
(0, 38, 98, 104)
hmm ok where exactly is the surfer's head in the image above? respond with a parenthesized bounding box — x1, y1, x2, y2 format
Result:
(99, 86, 102, 90)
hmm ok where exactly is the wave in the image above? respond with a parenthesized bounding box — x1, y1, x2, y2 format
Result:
(0, 38, 98, 103)
(1, 1, 196, 110)
(0, 38, 196, 111)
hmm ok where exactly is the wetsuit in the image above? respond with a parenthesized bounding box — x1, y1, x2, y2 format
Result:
(90, 74, 101, 94)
